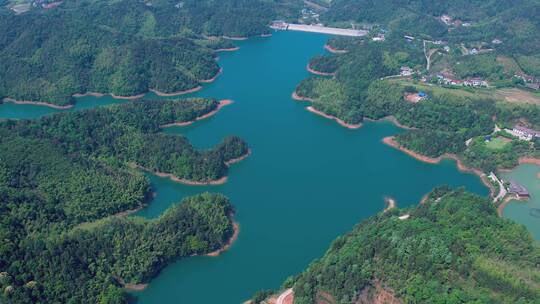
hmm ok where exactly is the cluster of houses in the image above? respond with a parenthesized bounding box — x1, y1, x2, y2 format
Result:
(300, 8, 320, 23)
(400, 66, 414, 77)
(372, 33, 385, 42)
(431, 73, 489, 88)
(440, 14, 473, 28)
(270, 20, 288, 30)
(506, 125, 540, 142)
(514, 73, 540, 90)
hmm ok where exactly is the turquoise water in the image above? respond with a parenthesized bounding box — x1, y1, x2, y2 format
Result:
(0, 31, 488, 303)
(501, 164, 540, 241)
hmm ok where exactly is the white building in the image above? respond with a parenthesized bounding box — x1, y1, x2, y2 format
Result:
(507, 126, 540, 141)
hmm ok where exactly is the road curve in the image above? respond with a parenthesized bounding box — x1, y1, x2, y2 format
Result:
(276, 288, 294, 304)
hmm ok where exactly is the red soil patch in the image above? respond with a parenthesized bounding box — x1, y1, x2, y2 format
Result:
(307, 106, 362, 129)
(324, 44, 348, 54)
(307, 63, 335, 76)
(206, 222, 240, 257)
(292, 91, 314, 102)
(215, 46, 240, 52)
(150, 86, 202, 97)
(3, 98, 74, 109)
(160, 99, 233, 128)
(200, 68, 223, 83)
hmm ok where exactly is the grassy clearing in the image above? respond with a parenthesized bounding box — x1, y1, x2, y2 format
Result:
(485, 136, 511, 150)
(495, 88, 540, 105)
(387, 79, 540, 105)
(496, 56, 523, 75)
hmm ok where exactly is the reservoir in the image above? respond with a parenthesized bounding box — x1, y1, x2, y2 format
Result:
(501, 164, 540, 241)
(0, 31, 489, 303)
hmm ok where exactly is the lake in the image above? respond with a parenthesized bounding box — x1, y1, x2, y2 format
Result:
(501, 164, 540, 241)
(0, 31, 489, 303)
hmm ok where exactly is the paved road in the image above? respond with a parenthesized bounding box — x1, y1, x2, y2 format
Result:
(276, 288, 293, 304)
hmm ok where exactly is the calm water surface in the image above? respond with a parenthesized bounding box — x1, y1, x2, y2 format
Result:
(502, 164, 540, 241)
(0, 31, 489, 303)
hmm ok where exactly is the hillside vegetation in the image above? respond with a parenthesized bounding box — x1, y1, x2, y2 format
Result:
(283, 188, 540, 303)
(0, 0, 301, 105)
(0, 98, 248, 303)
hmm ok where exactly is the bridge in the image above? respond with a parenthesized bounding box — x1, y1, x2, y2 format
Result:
(270, 22, 367, 37)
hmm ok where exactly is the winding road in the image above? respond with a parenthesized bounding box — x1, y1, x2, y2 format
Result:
(276, 288, 294, 304)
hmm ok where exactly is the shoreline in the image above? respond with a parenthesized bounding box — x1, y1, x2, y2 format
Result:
(383, 136, 496, 197)
(306, 106, 362, 129)
(206, 221, 240, 257)
(324, 44, 348, 54)
(364, 116, 416, 130)
(116, 217, 239, 291)
(306, 63, 335, 76)
(3, 83, 207, 109)
(133, 145, 248, 186)
(116, 277, 148, 292)
(225, 149, 252, 166)
(517, 157, 540, 166)
(114, 205, 145, 217)
(498, 195, 515, 217)
(144, 167, 228, 185)
(72, 92, 105, 98)
(223, 35, 248, 41)
(149, 86, 202, 97)
(110, 93, 145, 100)
(160, 99, 233, 128)
(215, 46, 240, 52)
(383, 197, 396, 213)
(2, 98, 74, 109)
(291, 91, 314, 102)
(200, 68, 223, 83)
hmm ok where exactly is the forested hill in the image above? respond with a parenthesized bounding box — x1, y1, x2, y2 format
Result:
(321, 0, 540, 57)
(0, 0, 301, 105)
(0, 98, 248, 303)
(274, 188, 540, 303)
(2, 98, 249, 182)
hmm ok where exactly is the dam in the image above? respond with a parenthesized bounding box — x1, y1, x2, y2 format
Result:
(270, 21, 367, 37)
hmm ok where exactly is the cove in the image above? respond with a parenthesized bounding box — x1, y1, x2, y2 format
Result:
(501, 164, 540, 242)
(0, 31, 488, 303)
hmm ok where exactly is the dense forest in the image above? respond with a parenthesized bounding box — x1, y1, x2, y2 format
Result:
(268, 188, 540, 303)
(2, 98, 249, 182)
(0, 0, 302, 105)
(0, 98, 248, 303)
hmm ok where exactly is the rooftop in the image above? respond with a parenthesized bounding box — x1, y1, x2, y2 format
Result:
(508, 180, 529, 197)
(514, 125, 540, 137)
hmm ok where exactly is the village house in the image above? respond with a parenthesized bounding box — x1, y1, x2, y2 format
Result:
(400, 66, 413, 76)
(404, 35, 415, 42)
(507, 125, 540, 141)
(440, 14, 452, 25)
(508, 180, 530, 198)
(436, 73, 463, 86)
(270, 20, 288, 30)
(464, 77, 488, 87)
(372, 33, 385, 42)
(526, 82, 540, 90)
(492, 39, 503, 45)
